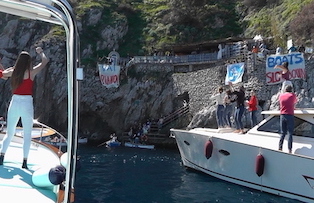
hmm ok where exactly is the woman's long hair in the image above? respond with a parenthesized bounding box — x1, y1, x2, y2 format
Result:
(11, 51, 32, 91)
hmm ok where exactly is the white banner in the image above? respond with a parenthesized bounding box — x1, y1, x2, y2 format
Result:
(225, 63, 245, 85)
(266, 53, 305, 85)
(98, 64, 120, 88)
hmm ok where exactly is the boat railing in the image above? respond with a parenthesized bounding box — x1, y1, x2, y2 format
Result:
(33, 119, 67, 151)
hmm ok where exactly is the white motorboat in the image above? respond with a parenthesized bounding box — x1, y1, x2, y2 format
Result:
(0, 0, 81, 202)
(43, 137, 88, 147)
(124, 142, 155, 149)
(171, 108, 314, 202)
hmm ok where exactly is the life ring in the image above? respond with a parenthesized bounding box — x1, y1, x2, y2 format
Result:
(204, 140, 213, 159)
(255, 154, 265, 177)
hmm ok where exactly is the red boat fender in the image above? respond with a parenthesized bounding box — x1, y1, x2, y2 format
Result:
(255, 154, 265, 177)
(204, 140, 213, 159)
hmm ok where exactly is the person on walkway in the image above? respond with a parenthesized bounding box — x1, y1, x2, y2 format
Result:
(276, 46, 283, 55)
(223, 89, 233, 128)
(211, 86, 226, 128)
(158, 117, 164, 131)
(298, 44, 305, 53)
(229, 82, 245, 134)
(278, 85, 297, 153)
(275, 61, 292, 93)
(288, 44, 297, 53)
(251, 46, 258, 53)
(0, 47, 49, 169)
(247, 89, 258, 128)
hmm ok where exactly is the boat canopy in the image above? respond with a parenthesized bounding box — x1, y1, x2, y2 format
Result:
(0, 0, 81, 202)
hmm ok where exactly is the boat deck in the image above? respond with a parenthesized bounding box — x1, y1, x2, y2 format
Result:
(0, 137, 60, 202)
(190, 128, 314, 157)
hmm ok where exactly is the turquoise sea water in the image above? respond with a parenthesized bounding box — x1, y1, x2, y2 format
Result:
(75, 145, 300, 203)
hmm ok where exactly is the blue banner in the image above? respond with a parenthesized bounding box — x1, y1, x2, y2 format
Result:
(225, 63, 245, 84)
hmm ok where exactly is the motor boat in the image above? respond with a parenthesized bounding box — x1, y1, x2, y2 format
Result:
(6, 120, 87, 147)
(171, 108, 314, 202)
(105, 137, 121, 147)
(0, 0, 81, 202)
(124, 142, 155, 150)
(43, 137, 88, 147)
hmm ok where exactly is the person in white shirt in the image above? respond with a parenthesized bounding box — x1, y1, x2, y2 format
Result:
(211, 86, 226, 128)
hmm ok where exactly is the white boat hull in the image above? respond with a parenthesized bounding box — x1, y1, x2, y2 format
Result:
(172, 127, 314, 202)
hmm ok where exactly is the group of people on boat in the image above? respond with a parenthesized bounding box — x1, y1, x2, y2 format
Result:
(44, 135, 65, 143)
(211, 82, 258, 134)
(128, 121, 151, 144)
(212, 60, 297, 153)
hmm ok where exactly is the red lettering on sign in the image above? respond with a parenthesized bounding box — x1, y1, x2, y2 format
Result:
(266, 71, 282, 83)
(100, 74, 119, 85)
(290, 68, 305, 79)
(266, 68, 305, 84)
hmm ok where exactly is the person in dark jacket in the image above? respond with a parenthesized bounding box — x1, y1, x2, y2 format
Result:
(229, 82, 245, 134)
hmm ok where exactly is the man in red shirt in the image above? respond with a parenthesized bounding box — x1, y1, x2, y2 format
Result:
(278, 85, 297, 153)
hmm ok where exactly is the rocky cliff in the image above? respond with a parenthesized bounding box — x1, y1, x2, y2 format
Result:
(1, 15, 314, 144)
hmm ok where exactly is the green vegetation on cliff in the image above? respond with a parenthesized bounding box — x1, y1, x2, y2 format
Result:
(72, 0, 314, 59)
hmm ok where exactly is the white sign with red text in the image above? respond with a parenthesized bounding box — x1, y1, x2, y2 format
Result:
(266, 52, 305, 85)
(98, 64, 120, 88)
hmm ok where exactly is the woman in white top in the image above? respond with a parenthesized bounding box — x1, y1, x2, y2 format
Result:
(211, 86, 226, 128)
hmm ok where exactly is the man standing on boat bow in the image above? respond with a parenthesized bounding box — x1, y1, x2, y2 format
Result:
(278, 85, 297, 154)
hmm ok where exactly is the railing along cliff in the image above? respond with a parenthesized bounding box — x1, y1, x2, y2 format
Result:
(121, 41, 249, 65)
(149, 104, 190, 132)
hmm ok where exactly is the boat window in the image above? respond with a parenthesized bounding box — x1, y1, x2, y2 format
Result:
(258, 116, 280, 133)
(294, 118, 314, 138)
(257, 116, 314, 138)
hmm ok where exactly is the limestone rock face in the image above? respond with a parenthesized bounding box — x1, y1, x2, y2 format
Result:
(79, 64, 178, 138)
(0, 16, 180, 139)
(1, 15, 314, 141)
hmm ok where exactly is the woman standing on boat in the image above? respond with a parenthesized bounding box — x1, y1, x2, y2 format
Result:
(223, 89, 233, 128)
(275, 61, 292, 93)
(0, 47, 49, 169)
(229, 82, 245, 134)
(211, 86, 226, 128)
(247, 89, 258, 128)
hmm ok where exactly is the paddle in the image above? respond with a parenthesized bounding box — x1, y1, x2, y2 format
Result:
(97, 141, 107, 147)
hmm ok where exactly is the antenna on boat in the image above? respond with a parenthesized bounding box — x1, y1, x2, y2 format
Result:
(0, 0, 81, 202)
